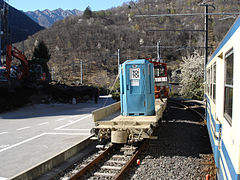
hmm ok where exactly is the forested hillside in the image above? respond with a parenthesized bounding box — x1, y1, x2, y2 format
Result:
(15, 0, 240, 88)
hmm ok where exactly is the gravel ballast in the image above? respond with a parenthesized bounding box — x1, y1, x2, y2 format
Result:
(126, 99, 215, 180)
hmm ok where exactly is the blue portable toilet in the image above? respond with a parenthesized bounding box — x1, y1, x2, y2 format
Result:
(120, 59, 155, 116)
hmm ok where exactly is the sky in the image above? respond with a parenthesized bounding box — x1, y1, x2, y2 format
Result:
(9, 0, 130, 12)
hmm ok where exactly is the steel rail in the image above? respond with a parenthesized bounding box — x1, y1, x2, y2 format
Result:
(168, 100, 205, 120)
(69, 141, 148, 180)
(114, 140, 148, 180)
(69, 144, 115, 180)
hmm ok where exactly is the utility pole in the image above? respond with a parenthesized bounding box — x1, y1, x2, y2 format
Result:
(1, 0, 9, 66)
(80, 60, 83, 84)
(51, 67, 54, 81)
(202, 3, 208, 81)
(117, 49, 120, 75)
(204, 4, 208, 81)
(157, 40, 161, 62)
(0, 15, 2, 66)
(200, 1, 215, 81)
(0, 3, 4, 65)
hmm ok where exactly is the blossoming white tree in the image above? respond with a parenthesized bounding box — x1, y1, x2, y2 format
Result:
(173, 51, 204, 100)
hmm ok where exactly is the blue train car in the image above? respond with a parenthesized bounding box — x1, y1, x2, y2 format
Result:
(205, 16, 240, 180)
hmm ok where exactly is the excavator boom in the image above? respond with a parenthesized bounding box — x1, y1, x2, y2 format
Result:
(6, 44, 29, 80)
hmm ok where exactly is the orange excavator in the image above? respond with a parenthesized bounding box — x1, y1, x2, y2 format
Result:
(3, 44, 48, 90)
(0, 0, 47, 89)
(5, 44, 29, 80)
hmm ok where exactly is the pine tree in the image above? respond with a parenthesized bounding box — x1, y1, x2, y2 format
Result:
(83, 6, 92, 19)
(31, 40, 51, 80)
(33, 40, 51, 61)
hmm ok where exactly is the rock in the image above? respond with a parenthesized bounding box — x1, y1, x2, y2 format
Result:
(72, 98, 77, 104)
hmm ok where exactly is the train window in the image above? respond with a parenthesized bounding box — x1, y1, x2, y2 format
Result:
(155, 65, 165, 77)
(224, 49, 234, 125)
(213, 63, 216, 103)
(154, 68, 160, 77)
(210, 66, 213, 98)
(207, 69, 210, 95)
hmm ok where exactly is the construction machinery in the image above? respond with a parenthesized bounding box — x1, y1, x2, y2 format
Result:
(0, 0, 49, 89)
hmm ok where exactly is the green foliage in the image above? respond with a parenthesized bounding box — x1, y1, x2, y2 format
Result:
(106, 11, 112, 16)
(32, 40, 51, 79)
(96, 11, 106, 17)
(111, 79, 120, 102)
(187, 0, 192, 6)
(112, 92, 120, 101)
(32, 40, 51, 61)
(83, 6, 93, 19)
(170, 8, 176, 14)
(133, 24, 140, 31)
(129, 12, 135, 17)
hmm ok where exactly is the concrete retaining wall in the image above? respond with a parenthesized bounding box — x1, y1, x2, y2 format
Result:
(92, 102, 120, 122)
(10, 135, 93, 180)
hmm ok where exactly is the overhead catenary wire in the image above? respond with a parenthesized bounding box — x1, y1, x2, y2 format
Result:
(219, 15, 237, 21)
(141, 45, 212, 49)
(135, 12, 240, 18)
(146, 29, 206, 32)
(129, 0, 144, 15)
(103, 73, 120, 107)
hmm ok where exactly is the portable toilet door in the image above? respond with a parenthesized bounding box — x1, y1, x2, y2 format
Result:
(120, 59, 155, 116)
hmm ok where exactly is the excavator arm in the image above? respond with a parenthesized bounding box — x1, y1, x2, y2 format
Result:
(6, 44, 29, 79)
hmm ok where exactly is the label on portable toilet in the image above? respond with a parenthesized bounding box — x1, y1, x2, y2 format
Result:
(130, 68, 140, 86)
(130, 68, 140, 79)
(131, 79, 139, 86)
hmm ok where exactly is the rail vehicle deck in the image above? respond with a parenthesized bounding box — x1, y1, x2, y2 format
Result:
(92, 98, 167, 130)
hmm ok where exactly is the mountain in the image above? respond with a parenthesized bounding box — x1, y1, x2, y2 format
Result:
(15, 0, 240, 88)
(25, 8, 83, 28)
(0, 0, 44, 43)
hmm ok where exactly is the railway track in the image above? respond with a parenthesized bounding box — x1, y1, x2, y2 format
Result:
(28, 98, 213, 180)
(168, 99, 205, 121)
(67, 141, 147, 180)
(122, 98, 215, 179)
(59, 100, 210, 180)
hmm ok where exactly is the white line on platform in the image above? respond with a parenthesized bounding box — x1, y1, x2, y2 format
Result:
(38, 122, 49, 126)
(0, 133, 45, 153)
(55, 118, 66, 122)
(57, 128, 91, 131)
(0, 144, 9, 149)
(17, 126, 31, 131)
(0, 131, 90, 154)
(0, 132, 8, 135)
(55, 114, 91, 130)
(0, 177, 8, 180)
(69, 115, 80, 118)
(46, 132, 90, 136)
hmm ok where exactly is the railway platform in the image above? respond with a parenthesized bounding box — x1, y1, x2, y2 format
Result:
(0, 96, 114, 179)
